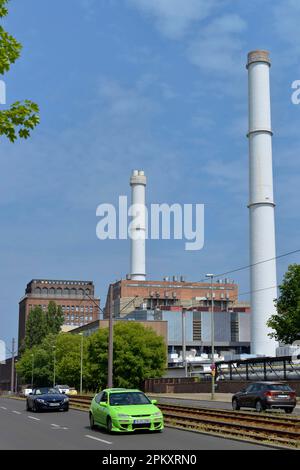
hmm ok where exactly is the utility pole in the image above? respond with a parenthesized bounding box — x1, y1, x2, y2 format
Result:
(31, 354, 34, 389)
(10, 338, 15, 394)
(206, 274, 215, 400)
(107, 302, 113, 388)
(182, 308, 188, 377)
(79, 333, 83, 394)
(53, 346, 56, 388)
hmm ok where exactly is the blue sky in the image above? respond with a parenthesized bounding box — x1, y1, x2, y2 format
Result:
(1, 0, 300, 350)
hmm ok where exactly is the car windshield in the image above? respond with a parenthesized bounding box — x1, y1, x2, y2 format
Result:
(267, 384, 292, 391)
(35, 388, 59, 395)
(109, 392, 151, 406)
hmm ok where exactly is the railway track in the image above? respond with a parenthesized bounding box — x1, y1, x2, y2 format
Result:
(69, 395, 300, 448)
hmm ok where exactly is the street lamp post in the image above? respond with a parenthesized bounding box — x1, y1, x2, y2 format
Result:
(79, 333, 83, 394)
(31, 354, 34, 388)
(182, 308, 188, 377)
(53, 346, 56, 388)
(206, 274, 215, 400)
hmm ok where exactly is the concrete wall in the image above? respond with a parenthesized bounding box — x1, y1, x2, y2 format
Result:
(144, 377, 300, 396)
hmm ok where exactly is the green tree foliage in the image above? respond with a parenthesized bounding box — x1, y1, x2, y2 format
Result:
(24, 306, 48, 350)
(17, 333, 89, 388)
(267, 264, 300, 344)
(24, 302, 64, 350)
(86, 322, 166, 391)
(0, 0, 39, 142)
(46, 301, 65, 335)
(17, 334, 57, 387)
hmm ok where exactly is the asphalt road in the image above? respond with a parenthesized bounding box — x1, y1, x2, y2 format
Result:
(0, 398, 269, 450)
(153, 396, 300, 415)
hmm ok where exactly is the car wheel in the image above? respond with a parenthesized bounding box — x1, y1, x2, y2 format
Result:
(26, 401, 30, 411)
(107, 417, 113, 434)
(89, 413, 96, 429)
(232, 399, 240, 411)
(255, 400, 264, 413)
(63, 406, 69, 412)
(284, 408, 293, 414)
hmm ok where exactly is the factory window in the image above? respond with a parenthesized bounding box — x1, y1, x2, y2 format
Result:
(89, 306, 93, 313)
(71, 288, 76, 296)
(71, 315, 74, 320)
(85, 289, 90, 296)
(35, 287, 41, 295)
(42, 288, 48, 296)
(231, 319, 239, 342)
(78, 288, 84, 297)
(193, 312, 202, 341)
(89, 316, 93, 321)
(75, 306, 79, 312)
(85, 316, 88, 321)
(85, 306, 88, 312)
(56, 288, 62, 296)
(49, 287, 55, 296)
(63, 288, 69, 296)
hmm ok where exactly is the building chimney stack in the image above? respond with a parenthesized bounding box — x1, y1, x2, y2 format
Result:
(130, 170, 147, 281)
(247, 50, 277, 356)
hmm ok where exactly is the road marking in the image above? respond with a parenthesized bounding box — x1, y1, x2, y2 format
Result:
(12, 411, 21, 415)
(0, 406, 7, 410)
(85, 434, 112, 445)
(28, 416, 40, 421)
(51, 423, 69, 430)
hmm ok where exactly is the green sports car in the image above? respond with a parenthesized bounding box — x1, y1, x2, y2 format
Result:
(89, 388, 164, 433)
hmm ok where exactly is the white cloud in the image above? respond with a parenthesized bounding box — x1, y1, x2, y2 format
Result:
(187, 14, 247, 74)
(127, 0, 218, 39)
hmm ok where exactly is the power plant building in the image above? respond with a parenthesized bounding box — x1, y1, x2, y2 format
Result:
(18, 279, 100, 348)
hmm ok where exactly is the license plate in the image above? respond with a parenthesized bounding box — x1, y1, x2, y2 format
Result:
(133, 419, 150, 424)
(278, 395, 288, 398)
(49, 403, 60, 407)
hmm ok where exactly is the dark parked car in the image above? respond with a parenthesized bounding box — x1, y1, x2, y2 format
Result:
(26, 387, 69, 412)
(232, 382, 297, 413)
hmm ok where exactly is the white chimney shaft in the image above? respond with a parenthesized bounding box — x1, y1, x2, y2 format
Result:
(130, 170, 147, 281)
(247, 50, 277, 356)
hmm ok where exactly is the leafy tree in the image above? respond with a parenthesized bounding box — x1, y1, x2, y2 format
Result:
(86, 322, 166, 391)
(17, 333, 89, 389)
(46, 301, 64, 335)
(24, 306, 48, 350)
(0, 0, 39, 142)
(267, 264, 300, 344)
(23, 302, 64, 350)
(17, 334, 57, 387)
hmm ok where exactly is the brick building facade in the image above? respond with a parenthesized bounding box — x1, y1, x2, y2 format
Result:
(104, 278, 239, 318)
(18, 279, 100, 348)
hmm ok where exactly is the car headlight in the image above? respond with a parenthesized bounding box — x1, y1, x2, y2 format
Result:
(153, 412, 162, 417)
(117, 413, 129, 419)
(63, 397, 69, 402)
(36, 399, 45, 403)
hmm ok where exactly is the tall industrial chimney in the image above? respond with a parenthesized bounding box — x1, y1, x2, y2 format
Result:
(130, 170, 147, 281)
(247, 50, 277, 356)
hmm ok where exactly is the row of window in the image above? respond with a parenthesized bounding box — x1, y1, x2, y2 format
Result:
(33, 287, 91, 296)
(36, 280, 90, 286)
(28, 305, 94, 313)
(65, 315, 93, 321)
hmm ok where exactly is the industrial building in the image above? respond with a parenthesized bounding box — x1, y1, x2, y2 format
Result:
(18, 279, 100, 348)
(104, 278, 239, 318)
(123, 306, 250, 357)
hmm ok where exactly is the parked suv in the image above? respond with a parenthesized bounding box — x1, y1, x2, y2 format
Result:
(232, 382, 297, 413)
